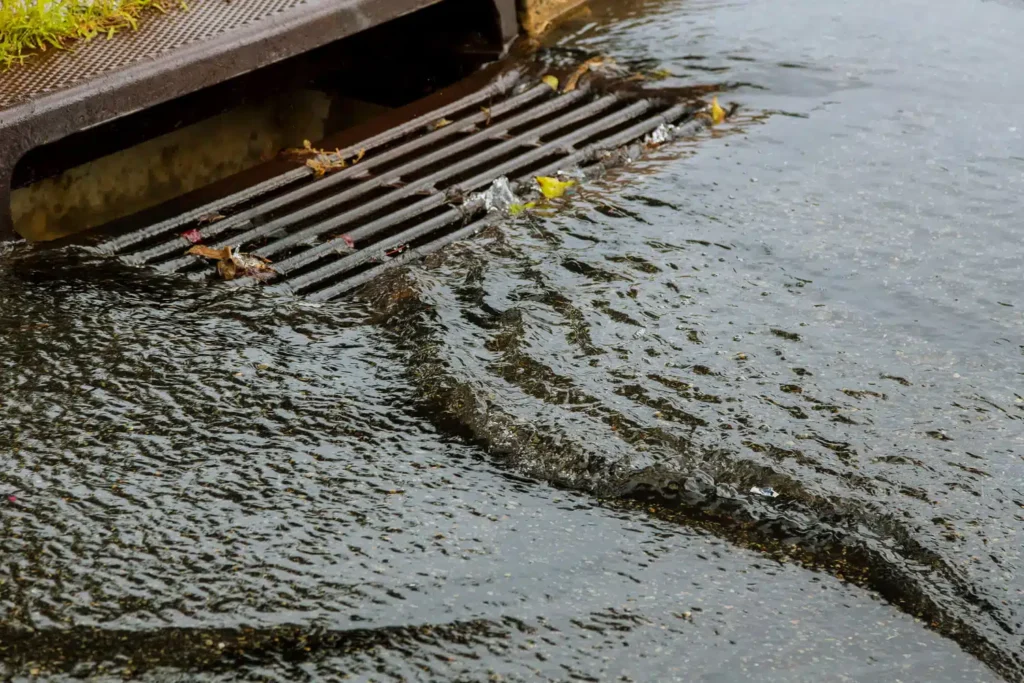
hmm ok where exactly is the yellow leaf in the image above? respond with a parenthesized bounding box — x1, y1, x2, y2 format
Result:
(303, 139, 312, 150)
(107, 27, 115, 40)
(541, 75, 559, 91)
(535, 176, 575, 199)
(509, 201, 536, 216)
(432, 118, 453, 130)
(711, 97, 726, 125)
(352, 148, 366, 164)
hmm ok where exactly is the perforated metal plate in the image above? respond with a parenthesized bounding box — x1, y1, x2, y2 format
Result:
(0, 0, 436, 112)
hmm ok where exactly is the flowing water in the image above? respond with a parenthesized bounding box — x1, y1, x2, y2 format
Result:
(2, 0, 1023, 680)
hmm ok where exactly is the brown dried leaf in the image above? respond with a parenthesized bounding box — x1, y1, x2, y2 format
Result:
(217, 258, 239, 281)
(197, 212, 225, 224)
(187, 245, 231, 260)
(306, 156, 346, 177)
(563, 57, 605, 93)
(187, 244, 275, 281)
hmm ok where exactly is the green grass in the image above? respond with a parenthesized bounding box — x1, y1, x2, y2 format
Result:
(0, 0, 171, 68)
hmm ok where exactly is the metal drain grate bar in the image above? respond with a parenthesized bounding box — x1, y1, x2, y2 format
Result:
(132, 81, 549, 268)
(252, 94, 633, 272)
(101, 70, 524, 257)
(195, 90, 603, 264)
(277, 97, 654, 284)
(295, 101, 693, 301)
(97, 73, 702, 299)
(146, 84, 588, 273)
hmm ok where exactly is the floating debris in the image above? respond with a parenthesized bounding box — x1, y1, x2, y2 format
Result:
(284, 139, 330, 157)
(197, 212, 225, 225)
(186, 245, 230, 260)
(711, 97, 726, 125)
(750, 486, 779, 498)
(541, 74, 559, 91)
(644, 123, 677, 146)
(181, 228, 203, 244)
(306, 155, 347, 177)
(644, 104, 723, 147)
(563, 57, 605, 92)
(431, 118, 454, 130)
(535, 175, 576, 199)
(509, 202, 536, 216)
(283, 140, 365, 176)
(186, 245, 275, 281)
(475, 176, 519, 214)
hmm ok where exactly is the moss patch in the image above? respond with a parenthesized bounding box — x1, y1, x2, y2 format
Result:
(0, 0, 172, 68)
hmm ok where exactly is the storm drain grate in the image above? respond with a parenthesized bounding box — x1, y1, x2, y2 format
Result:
(95, 70, 706, 300)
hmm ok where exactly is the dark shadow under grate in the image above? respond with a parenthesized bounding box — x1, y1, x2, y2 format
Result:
(95, 71, 706, 301)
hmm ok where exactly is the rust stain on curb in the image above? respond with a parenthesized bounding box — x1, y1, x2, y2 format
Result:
(519, 0, 590, 36)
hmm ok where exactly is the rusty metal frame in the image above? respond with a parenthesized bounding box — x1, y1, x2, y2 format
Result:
(0, 0, 518, 241)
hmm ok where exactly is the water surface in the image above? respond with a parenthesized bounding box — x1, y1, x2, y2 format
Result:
(2, 0, 1023, 680)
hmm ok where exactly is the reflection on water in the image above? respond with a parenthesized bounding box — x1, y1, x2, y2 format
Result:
(2, 0, 1023, 679)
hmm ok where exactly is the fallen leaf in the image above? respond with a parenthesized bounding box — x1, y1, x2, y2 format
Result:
(188, 245, 275, 281)
(432, 118, 453, 130)
(306, 155, 346, 176)
(563, 57, 604, 92)
(711, 97, 726, 125)
(284, 140, 319, 157)
(481, 106, 492, 126)
(187, 245, 231, 260)
(535, 176, 576, 199)
(509, 201, 536, 216)
(226, 250, 273, 281)
(197, 213, 225, 225)
(352, 148, 366, 164)
(181, 228, 203, 244)
(217, 258, 239, 281)
(541, 74, 559, 90)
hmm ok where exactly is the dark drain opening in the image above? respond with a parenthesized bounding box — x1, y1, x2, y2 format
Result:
(87, 58, 711, 301)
